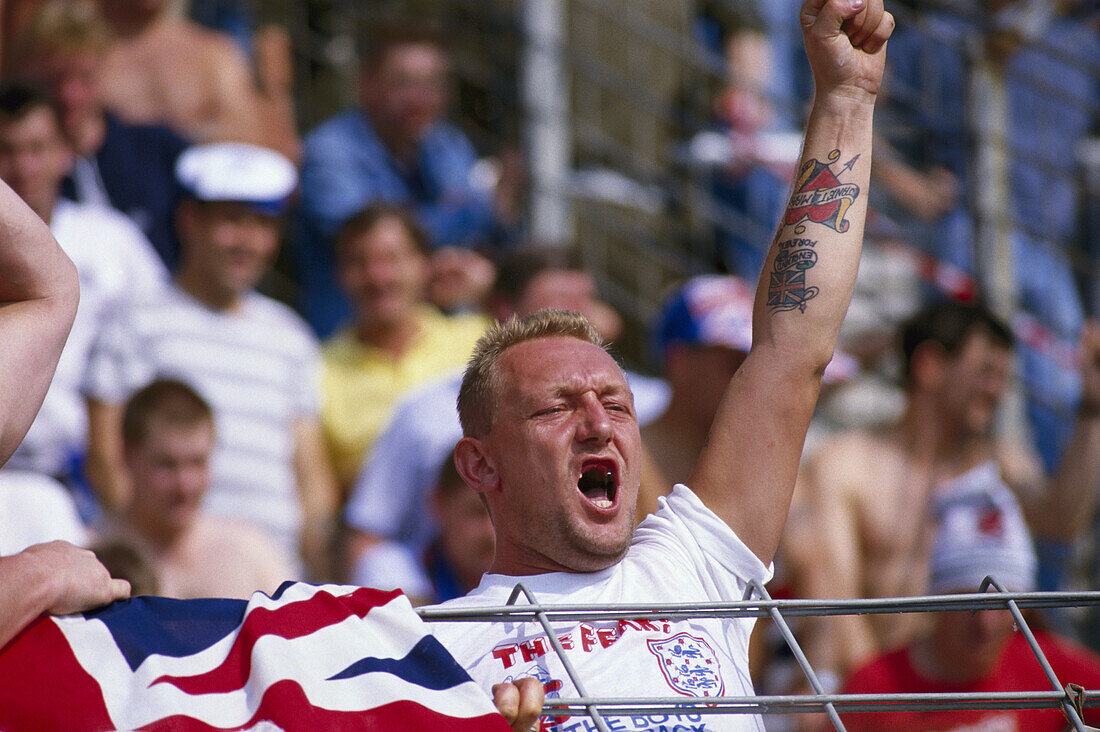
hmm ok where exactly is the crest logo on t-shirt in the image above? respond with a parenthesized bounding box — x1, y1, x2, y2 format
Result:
(646, 633, 724, 698)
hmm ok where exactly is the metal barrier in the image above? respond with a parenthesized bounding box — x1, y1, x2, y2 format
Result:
(420, 579, 1100, 731)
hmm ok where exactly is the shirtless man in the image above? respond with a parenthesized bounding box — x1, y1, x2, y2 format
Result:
(97, 0, 298, 160)
(796, 299, 1100, 681)
(96, 378, 296, 600)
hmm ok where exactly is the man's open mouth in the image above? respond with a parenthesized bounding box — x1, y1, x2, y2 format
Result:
(577, 460, 618, 509)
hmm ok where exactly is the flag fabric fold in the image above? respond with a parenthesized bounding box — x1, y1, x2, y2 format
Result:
(0, 582, 511, 731)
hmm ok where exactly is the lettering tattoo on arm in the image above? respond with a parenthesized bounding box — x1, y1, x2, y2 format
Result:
(767, 149, 861, 314)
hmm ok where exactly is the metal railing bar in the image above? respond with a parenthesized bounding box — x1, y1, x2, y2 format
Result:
(744, 579, 847, 731)
(538, 690, 1100, 716)
(419, 590, 1100, 622)
(980, 576, 1088, 731)
(505, 583, 612, 732)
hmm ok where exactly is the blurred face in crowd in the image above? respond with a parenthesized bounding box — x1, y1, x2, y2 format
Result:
(433, 480, 495, 592)
(935, 329, 1013, 437)
(514, 270, 623, 342)
(177, 200, 282, 305)
(362, 42, 448, 153)
(19, 46, 104, 143)
(0, 106, 72, 221)
(465, 336, 641, 574)
(125, 419, 214, 542)
(924, 606, 1014, 681)
(719, 30, 774, 136)
(337, 214, 429, 333)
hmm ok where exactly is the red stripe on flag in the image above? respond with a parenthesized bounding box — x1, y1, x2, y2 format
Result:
(153, 586, 404, 695)
(139, 680, 513, 731)
(0, 617, 114, 731)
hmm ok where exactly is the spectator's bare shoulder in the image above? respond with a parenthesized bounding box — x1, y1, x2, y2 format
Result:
(199, 515, 296, 583)
(190, 23, 251, 73)
(806, 428, 898, 499)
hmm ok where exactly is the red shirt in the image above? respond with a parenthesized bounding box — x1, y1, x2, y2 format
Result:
(839, 631, 1100, 731)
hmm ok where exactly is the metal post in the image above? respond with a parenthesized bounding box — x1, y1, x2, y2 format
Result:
(745, 580, 847, 731)
(966, 32, 1028, 443)
(980, 577, 1088, 731)
(506, 583, 612, 732)
(522, 0, 573, 245)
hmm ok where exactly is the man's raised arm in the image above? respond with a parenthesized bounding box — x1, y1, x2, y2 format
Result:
(0, 179, 78, 466)
(688, 0, 892, 564)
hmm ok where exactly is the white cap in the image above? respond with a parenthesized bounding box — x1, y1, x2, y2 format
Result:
(929, 465, 1038, 593)
(175, 142, 297, 214)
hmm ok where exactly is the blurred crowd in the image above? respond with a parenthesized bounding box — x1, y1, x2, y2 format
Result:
(0, 0, 1097, 727)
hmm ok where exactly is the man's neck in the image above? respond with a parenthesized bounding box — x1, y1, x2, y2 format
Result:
(126, 512, 188, 557)
(354, 312, 421, 359)
(102, 4, 162, 39)
(174, 270, 245, 312)
(909, 638, 989, 684)
(365, 110, 418, 166)
(897, 403, 992, 474)
(71, 113, 107, 159)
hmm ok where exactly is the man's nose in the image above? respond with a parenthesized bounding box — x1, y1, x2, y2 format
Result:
(575, 396, 612, 444)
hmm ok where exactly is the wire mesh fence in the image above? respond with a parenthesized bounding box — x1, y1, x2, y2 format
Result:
(420, 578, 1100, 731)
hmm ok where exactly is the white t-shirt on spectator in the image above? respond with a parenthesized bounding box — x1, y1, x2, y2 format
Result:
(85, 284, 321, 563)
(0, 470, 88, 555)
(429, 485, 770, 732)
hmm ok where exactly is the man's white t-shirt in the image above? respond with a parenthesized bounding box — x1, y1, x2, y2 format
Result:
(428, 485, 771, 732)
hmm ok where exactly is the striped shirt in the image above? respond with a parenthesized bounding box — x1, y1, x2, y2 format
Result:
(86, 284, 321, 561)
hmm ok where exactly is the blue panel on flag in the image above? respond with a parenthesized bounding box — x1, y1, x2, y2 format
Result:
(86, 596, 247, 670)
(328, 635, 470, 690)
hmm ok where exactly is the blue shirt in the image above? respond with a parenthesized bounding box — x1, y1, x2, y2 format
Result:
(295, 110, 501, 336)
(61, 114, 189, 270)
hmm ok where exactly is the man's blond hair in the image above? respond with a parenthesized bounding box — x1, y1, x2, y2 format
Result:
(458, 309, 605, 437)
(11, 0, 111, 71)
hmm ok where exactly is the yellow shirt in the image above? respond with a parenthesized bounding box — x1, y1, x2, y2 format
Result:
(321, 307, 488, 487)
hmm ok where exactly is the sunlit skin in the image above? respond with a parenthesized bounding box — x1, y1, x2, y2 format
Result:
(123, 421, 214, 547)
(457, 337, 642, 575)
(0, 107, 72, 223)
(175, 200, 282, 310)
(361, 44, 448, 163)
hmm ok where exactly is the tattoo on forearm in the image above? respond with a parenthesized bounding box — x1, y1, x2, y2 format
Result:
(768, 237, 820, 312)
(768, 149, 861, 313)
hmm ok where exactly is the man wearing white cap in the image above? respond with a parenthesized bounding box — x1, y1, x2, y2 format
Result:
(839, 479, 1100, 731)
(85, 142, 338, 580)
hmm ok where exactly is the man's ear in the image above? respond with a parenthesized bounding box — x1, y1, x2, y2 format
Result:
(911, 341, 948, 391)
(454, 436, 499, 494)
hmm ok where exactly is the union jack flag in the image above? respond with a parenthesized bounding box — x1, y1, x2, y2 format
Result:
(0, 582, 511, 731)
(767, 269, 818, 312)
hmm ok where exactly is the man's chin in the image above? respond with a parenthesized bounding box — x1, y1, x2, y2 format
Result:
(568, 532, 632, 572)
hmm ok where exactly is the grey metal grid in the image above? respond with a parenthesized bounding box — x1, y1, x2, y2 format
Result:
(419, 579, 1100, 731)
